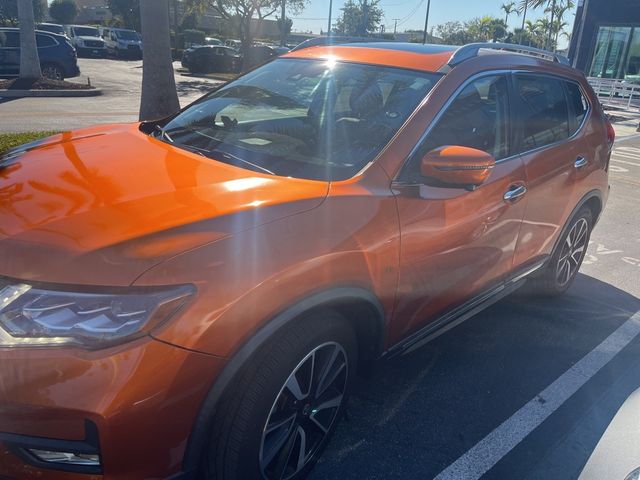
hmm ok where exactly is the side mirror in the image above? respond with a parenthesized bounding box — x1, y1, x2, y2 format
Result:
(420, 146, 496, 188)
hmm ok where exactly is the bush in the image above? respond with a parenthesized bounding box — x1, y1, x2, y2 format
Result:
(0, 131, 59, 155)
(181, 29, 206, 49)
(49, 0, 78, 25)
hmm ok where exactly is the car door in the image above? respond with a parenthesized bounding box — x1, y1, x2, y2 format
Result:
(510, 73, 584, 268)
(390, 73, 528, 343)
(0, 31, 20, 76)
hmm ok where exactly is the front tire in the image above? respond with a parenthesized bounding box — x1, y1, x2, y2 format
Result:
(201, 311, 357, 480)
(526, 206, 593, 296)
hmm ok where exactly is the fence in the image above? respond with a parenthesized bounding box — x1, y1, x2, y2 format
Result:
(588, 77, 640, 111)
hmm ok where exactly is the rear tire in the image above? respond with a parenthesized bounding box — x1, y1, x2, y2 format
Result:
(200, 311, 357, 480)
(526, 206, 593, 296)
(41, 63, 64, 81)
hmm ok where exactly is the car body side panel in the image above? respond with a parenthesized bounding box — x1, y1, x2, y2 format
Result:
(138, 164, 401, 356)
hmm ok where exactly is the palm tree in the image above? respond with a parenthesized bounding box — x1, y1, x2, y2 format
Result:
(501, 2, 517, 26)
(17, 0, 41, 81)
(517, 0, 529, 45)
(139, 0, 180, 121)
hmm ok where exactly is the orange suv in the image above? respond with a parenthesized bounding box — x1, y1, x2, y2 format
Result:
(0, 42, 613, 480)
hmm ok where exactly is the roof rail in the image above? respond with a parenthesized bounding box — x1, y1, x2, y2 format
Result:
(447, 43, 570, 67)
(291, 36, 385, 52)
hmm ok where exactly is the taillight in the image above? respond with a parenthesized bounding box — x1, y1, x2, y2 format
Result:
(606, 118, 615, 149)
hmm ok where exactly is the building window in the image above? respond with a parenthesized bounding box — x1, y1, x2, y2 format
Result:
(589, 26, 640, 81)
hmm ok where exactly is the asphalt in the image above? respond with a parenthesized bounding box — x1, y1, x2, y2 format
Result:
(310, 139, 640, 479)
(0, 58, 222, 133)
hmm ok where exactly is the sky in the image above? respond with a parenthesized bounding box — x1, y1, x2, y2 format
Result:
(289, 0, 577, 48)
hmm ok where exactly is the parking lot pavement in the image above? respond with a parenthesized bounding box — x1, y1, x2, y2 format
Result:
(0, 58, 222, 133)
(310, 140, 640, 480)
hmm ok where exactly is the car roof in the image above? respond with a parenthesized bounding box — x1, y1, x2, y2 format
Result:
(285, 41, 575, 74)
(285, 43, 457, 73)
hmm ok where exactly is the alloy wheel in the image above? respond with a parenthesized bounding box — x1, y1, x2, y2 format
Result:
(259, 341, 348, 480)
(556, 217, 589, 287)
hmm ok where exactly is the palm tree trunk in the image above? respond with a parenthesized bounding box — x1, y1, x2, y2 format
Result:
(547, 0, 556, 51)
(17, 0, 42, 80)
(519, 2, 528, 45)
(139, 0, 180, 121)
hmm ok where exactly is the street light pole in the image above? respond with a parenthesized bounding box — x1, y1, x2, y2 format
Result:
(327, 0, 333, 36)
(422, 0, 431, 44)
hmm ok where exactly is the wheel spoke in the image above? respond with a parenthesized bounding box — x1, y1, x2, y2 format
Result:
(262, 417, 297, 471)
(295, 426, 307, 472)
(316, 347, 346, 398)
(272, 425, 299, 480)
(563, 260, 572, 284)
(265, 412, 296, 436)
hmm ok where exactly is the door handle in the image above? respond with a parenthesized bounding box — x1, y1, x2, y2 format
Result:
(574, 156, 588, 168)
(504, 184, 527, 202)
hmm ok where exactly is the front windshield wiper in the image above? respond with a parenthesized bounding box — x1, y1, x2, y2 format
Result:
(217, 151, 275, 175)
(154, 125, 174, 143)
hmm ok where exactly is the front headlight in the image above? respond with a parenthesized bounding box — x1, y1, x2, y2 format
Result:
(0, 283, 194, 348)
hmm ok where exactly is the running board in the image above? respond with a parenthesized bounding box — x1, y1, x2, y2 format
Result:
(385, 260, 545, 358)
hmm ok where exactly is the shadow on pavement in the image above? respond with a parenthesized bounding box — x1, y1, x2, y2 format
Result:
(310, 274, 640, 480)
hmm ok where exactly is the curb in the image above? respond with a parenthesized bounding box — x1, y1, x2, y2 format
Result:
(0, 88, 102, 98)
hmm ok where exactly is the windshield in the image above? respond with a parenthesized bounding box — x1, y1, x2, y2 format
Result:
(116, 30, 139, 40)
(159, 58, 440, 181)
(74, 26, 99, 37)
(38, 24, 64, 35)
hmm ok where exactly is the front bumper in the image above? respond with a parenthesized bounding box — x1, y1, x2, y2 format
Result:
(0, 337, 224, 479)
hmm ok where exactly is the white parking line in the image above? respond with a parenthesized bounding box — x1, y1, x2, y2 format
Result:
(612, 158, 640, 167)
(434, 310, 640, 480)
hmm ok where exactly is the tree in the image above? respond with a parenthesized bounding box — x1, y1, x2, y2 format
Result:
(107, 0, 141, 31)
(139, 0, 179, 121)
(334, 0, 383, 36)
(49, 0, 78, 25)
(501, 2, 517, 26)
(17, 0, 41, 81)
(0, 0, 45, 26)
(435, 21, 472, 46)
(519, 0, 574, 50)
(277, 15, 292, 42)
(466, 16, 508, 43)
(185, 0, 308, 70)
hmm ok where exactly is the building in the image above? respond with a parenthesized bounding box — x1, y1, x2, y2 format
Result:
(569, 0, 640, 81)
(73, 0, 112, 25)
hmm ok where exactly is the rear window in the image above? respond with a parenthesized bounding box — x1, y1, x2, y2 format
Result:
(515, 74, 570, 151)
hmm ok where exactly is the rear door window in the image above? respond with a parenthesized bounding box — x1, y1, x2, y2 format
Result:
(514, 74, 570, 151)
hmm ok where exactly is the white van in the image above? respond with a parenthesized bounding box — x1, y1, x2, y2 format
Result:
(64, 25, 106, 57)
(100, 27, 142, 58)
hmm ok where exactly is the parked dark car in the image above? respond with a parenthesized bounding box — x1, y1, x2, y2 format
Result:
(36, 23, 67, 37)
(0, 27, 80, 80)
(245, 44, 290, 68)
(181, 45, 240, 73)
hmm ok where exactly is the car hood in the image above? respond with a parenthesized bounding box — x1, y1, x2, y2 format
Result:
(0, 124, 329, 286)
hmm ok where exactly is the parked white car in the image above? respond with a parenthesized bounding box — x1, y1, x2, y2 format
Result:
(100, 27, 142, 58)
(64, 25, 106, 57)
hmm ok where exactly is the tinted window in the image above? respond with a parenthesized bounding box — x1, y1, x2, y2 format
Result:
(565, 81, 589, 135)
(158, 58, 441, 181)
(36, 33, 56, 47)
(0, 31, 19, 48)
(515, 75, 570, 151)
(403, 75, 510, 182)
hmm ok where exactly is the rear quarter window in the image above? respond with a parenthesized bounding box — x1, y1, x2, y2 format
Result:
(565, 81, 589, 135)
(36, 33, 56, 47)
